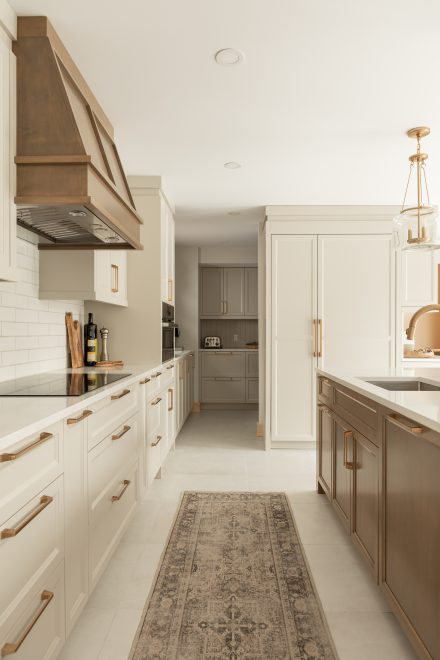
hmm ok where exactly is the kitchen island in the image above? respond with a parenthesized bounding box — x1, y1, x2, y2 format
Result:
(316, 368, 440, 660)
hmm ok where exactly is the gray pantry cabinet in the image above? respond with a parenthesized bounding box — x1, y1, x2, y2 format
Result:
(200, 266, 258, 318)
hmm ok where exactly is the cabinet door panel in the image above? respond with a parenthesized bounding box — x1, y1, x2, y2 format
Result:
(201, 268, 223, 316)
(317, 406, 332, 496)
(224, 268, 245, 316)
(400, 250, 437, 307)
(318, 235, 394, 372)
(332, 417, 351, 530)
(201, 378, 246, 402)
(383, 417, 440, 660)
(352, 432, 378, 575)
(271, 235, 317, 443)
(245, 267, 258, 316)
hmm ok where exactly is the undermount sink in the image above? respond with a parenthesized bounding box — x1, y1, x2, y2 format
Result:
(364, 379, 440, 392)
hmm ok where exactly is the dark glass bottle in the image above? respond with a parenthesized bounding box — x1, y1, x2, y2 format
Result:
(84, 312, 98, 366)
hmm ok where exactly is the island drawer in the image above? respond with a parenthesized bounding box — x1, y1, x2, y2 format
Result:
(0, 477, 64, 627)
(0, 560, 65, 660)
(317, 377, 333, 405)
(0, 421, 63, 523)
(333, 384, 379, 444)
(87, 385, 138, 451)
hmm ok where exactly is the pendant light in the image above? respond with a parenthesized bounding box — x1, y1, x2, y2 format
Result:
(393, 127, 440, 250)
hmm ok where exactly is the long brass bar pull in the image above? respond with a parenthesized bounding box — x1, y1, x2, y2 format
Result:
(111, 480, 130, 502)
(386, 414, 425, 435)
(0, 432, 53, 463)
(139, 377, 151, 385)
(168, 388, 174, 412)
(1, 496, 53, 540)
(66, 409, 93, 425)
(312, 320, 317, 357)
(318, 319, 323, 357)
(1, 590, 54, 656)
(111, 389, 130, 401)
(151, 435, 162, 447)
(343, 430, 354, 470)
(112, 425, 131, 441)
(151, 397, 162, 406)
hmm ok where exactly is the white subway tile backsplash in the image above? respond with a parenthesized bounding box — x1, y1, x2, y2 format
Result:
(0, 237, 84, 382)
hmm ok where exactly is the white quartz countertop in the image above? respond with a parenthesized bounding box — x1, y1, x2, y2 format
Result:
(0, 350, 193, 450)
(317, 366, 440, 433)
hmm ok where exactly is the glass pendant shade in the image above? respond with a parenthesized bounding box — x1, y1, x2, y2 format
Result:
(393, 127, 440, 251)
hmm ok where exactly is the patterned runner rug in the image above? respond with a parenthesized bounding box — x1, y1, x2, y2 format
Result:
(130, 492, 336, 660)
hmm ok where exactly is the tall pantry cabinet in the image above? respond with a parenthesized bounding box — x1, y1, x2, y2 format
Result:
(265, 207, 396, 448)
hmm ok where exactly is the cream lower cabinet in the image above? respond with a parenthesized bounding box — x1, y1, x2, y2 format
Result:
(176, 353, 194, 435)
(268, 231, 394, 447)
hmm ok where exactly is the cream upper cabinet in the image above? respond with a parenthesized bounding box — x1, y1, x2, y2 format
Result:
(161, 199, 175, 305)
(39, 250, 128, 307)
(399, 250, 438, 307)
(0, 29, 17, 281)
(200, 266, 257, 318)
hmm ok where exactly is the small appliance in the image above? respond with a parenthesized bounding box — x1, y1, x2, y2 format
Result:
(162, 302, 177, 362)
(204, 336, 222, 349)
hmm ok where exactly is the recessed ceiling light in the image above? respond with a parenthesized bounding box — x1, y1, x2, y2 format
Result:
(215, 48, 244, 66)
(224, 161, 241, 169)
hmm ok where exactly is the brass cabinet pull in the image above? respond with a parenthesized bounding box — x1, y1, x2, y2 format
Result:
(224, 300, 228, 314)
(1, 496, 53, 540)
(0, 432, 53, 463)
(318, 319, 323, 357)
(66, 409, 93, 425)
(139, 377, 151, 385)
(168, 388, 174, 412)
(111, 263, 119, 293)
(168, 279, 173, 302)
(166, 364, 175, 370)
(112, 425, 130, 441)
(111, 479, 130, 502)
(386, 413, 425, 435)
(111, 388, 130, 401)
(152, 371, 162, 379)
(343, 430, 354, 470)
(312, 319, 317, 357)
(151, 397, 162, 406)
(151, 435, 162, 447)
(1, 590, 54, 656)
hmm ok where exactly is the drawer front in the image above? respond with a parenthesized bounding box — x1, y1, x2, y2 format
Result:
(0, 422, 63, 523)
(202, 352, 246, 378)
(88, 385, 138, 451)
(0, 477, 63, 626)
(88, 414, 139, 506)
(318, 377, 333, 405)
(246, 352, 259, 378)
(146, 392, 164, 440)
(333, 385, 378, 444)
(0, 560, 65, 660)
(90, 460, 139, 588)
(202, 378, 246, 402)
(246, 378, 259, 403)
(146, 370, 162, 400)
(146, 435, 162, 484)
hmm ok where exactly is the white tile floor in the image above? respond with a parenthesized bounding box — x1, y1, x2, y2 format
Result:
(59, 410, 417, 660)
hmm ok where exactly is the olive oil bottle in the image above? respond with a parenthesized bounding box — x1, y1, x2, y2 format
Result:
(84, 312, 98, 366)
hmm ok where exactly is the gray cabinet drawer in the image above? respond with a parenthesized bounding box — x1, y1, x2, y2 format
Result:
(246, 352, 258, 377)
(202, 352, 245, 378)
(246, 378, 259, 402)
(201, 378, 246, 402)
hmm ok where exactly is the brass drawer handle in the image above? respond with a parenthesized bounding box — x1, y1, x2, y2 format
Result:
(151, 397, 162, 406)
(168, 388, 174, 411)
(152, 372, 162, 379)
(139, 377, 151, 385)
(1, 590, 54, 656)
(112, 425, 131, 441)
(386, 413, 425, 435)
(312, 320, 317, 357)
(111, 389, 130, 400)
(0, 432, 53, 463)
(66, 409, 93, 425)
(166, 364, 175, 370)
(343, 430, 354, 470)
(318, 319, 323, 357)
(151, 435, 162, 447)
(168, 278, 173, 302)
(111, 479, 130, 502)
(1, 495, 53, 540)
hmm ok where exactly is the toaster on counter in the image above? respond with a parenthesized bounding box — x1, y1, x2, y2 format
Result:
(204, 336, 222, 349)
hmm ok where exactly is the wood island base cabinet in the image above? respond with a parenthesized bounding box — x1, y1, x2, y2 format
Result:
(317, 375, 440, 660)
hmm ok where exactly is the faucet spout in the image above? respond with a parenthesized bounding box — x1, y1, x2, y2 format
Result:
(406, 304, 440, 340)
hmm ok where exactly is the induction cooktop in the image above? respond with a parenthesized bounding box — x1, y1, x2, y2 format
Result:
(0, 371, 131, 397)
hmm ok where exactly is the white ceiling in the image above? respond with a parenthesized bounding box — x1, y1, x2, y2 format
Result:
(8, 0, 440, 245)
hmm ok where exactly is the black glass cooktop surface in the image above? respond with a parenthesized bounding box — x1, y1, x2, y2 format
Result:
(0, 372, 131, 397)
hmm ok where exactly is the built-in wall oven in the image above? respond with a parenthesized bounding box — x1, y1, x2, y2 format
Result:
(162, 302, 176, 363)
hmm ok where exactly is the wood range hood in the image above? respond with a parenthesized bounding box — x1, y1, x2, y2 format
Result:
(13, 16, 143, 250)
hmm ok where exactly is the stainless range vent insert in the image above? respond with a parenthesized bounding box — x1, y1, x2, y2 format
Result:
(17, 206, 127, 246)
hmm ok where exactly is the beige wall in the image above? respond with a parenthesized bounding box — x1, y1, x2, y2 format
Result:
(199, 244, 258, 264)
